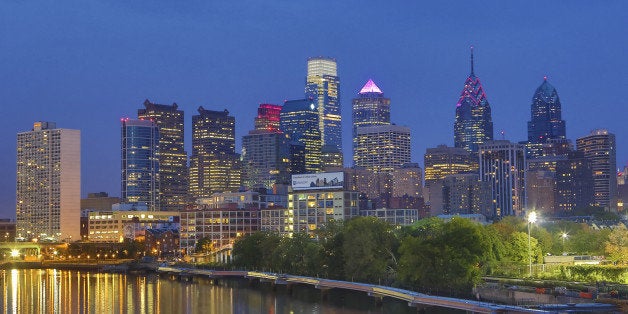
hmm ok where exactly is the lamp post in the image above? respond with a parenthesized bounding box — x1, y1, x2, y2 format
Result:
(561, 232, 568, 254)
(527, 211, 537, 277)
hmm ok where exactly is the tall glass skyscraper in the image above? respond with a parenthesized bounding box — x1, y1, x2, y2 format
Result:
(280, 99, 321, 173)
(242, 104, 291, 192)
(16, 122, 81, 241)
(121, 118, 160, 211)
(138, 100, 188, 211)
(454, 47, 493, 153)
(352, 79, 390, 165)
(190, 107, 241, 199)
(305, 57, 341, 151)
(527, 78, 566, 144)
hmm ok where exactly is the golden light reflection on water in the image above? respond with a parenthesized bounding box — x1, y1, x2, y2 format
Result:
(0, 269, 417, 314)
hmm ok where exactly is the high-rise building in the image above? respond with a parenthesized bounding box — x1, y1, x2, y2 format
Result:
(454, 47, 493, 153)
(555, 151, 594, 213)
(242, 104, 291, 192)
(525, 170, 556, 216)
(354, 124, 411, 173)
(280, 99, 321, 173)
(352, 79, 390, 164)
(138, 100, 188, 211)
(527, 78, 566, 144)
(305, 57, 341, 151)
(479, 140, 526, 218)
(441, 174, 491, 216)
(320, 144, 344, 170)
(576, 129, 617, 210)
(121, 118, 160, 211)
(424, 144, 475, 188)
(190, 107, 241, 199)
(16, 122, 81, 241)
(392, 163, 423, 198)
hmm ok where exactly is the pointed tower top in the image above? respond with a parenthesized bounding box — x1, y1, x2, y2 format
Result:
(470, 45, 475, 76)
(359, 79, 383, 94)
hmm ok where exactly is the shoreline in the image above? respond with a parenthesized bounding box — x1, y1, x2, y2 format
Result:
(0, 259, 133, 271)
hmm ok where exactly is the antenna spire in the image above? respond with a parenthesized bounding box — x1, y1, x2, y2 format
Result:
(470, 45, 475, 76)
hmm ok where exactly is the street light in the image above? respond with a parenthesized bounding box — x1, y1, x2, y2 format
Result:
(561, 232, 568, 254)
(527, 211, 537, 277)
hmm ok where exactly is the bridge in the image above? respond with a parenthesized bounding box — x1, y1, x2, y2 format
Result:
(157, 267, 547, 313)
(0, 242, 43, 256)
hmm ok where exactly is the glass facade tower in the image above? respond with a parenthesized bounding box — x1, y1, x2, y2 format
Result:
(280, 99, 322, 173)
(121, 118, 160, 211)
(527, 78, 566, 144)
(138, 100, 188, 211)
(305, 57, 341, 151)
(352, 79, 390, 166)
(454, 47, 493, 153)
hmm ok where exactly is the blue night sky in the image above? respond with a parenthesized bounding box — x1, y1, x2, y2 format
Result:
(1, 1, 627, 218)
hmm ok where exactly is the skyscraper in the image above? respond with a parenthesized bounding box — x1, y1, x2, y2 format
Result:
(454, 47, 493, 153)
(352, 79, 391, 164)
(527, 78, 566, 144)
(555, 151, 594, 213)
(354, 124, 411, 173)
(280, 99, 321, 173)
(576, 129, 617, 210)
(424, 144, 475, 188)
(305, 57, 341, 151)
(138, 100, 188, 211)
(121, 118, 160, 211)
(479, 140, 526, 218)
(16, 122, 81, 241)
(242, 104, 291, 192)
(190, 107, 241, 199)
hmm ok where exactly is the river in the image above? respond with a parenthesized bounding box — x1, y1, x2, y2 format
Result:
(0, 269, 456, 313)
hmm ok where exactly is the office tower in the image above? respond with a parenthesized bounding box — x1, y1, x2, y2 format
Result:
(454, 47, 493, 153)
(138, 100, 188, 211)
(441, 174, 491, 216)
(190, 107, 241, 199)
(423, 144, 475, 188)
(352, 79, 391, 164)
(16, 122, 80, 241)
(479, 140, 526, 218)
(280, 99, 322, 173)
(576, 129, 617, 210)
(555, 151, 594, 214)
(305, 57, 341, 150)
(242, 104, 291, 192)
(320, 144, 343, 170)
(392, 163, 423, 198)
(354, 124, 411, 173)
(527, 78, 566, 144)
(525, 170, 556, 216)
(121, 118, 160, 211)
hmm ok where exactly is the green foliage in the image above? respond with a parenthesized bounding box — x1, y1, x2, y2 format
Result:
(194, 237, 214, 254)
(538, 265, 628, 284)
(231, 232, 281, 270)
(605, 226, 628, 265)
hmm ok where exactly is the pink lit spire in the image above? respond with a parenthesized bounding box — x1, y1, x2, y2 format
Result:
(359, 79, 383, 94)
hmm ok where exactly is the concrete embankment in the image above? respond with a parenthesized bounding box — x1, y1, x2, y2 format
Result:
(0, 260, 133, 271)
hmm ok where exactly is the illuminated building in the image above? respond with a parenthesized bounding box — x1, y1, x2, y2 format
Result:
(576, 130, 616, 210)
(81, 192, 121, 211)
(428, 174, 490, 216)
(352, 79, 390, 164)
(280, 99, 321, 173)
(196, 190, 287, 209)
(320, 144, 343, 170)
(424, 144, 475, 188)
(359, 208, 418, 226)
(261, 173, 358, 236)
(454, 47, 493, 153)
(392, 163, 423, 198)
(555, 152, 594, 213)
(16, 122, 81, 241)
(189, 107, 241, 199)
(0, 219, 16, 242)
(138, 100, 188, 211)
(525, 170, 556, 216)
(354, 124, 411, 173)
(86, 209, 179, 243)
(179, 206, 260, 255)
(121, 118, 160, 211)
(527, 78, 566, 144)
(479, 140, 526, 218)
(344, 166, 392, 209)
(305, 57, 342, 151)
(242, 104, 291, 191)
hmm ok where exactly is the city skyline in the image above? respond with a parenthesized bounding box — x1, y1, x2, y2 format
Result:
(2, 2, 628, 217)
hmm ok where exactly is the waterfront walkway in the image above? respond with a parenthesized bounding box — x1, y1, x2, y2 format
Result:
(157, 266, 547, 313)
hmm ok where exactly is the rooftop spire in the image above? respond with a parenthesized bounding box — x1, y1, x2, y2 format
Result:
(470, 45, 475, 76)
(359, 79, 383, 94)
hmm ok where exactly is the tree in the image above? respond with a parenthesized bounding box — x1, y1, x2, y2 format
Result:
(195, 237, 215, 254)
(605, 225, 628, 265)
(232, 232, 281, 269)
(273, 233, 321, 276)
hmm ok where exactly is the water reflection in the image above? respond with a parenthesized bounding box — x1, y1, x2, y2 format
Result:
(0, 269, 436, 313)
